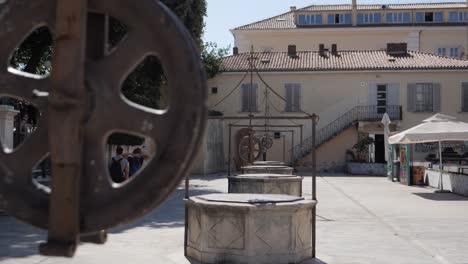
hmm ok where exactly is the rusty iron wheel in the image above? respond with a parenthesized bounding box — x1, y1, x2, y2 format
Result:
(0, 0, 207, 232)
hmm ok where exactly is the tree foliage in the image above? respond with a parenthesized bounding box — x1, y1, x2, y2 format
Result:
(7, 0, 229, 146)
(202, 42, 229, 79)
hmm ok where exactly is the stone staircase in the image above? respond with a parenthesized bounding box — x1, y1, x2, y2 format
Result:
(291, 105, 402, 164)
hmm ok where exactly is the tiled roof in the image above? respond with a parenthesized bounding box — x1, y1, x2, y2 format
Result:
(234, 2, 467, 30)
(221, 51, 468, 72)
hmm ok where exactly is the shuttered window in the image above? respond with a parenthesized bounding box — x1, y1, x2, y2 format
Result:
(285, 83, 301, 112)
(407, 83, 440, 112)
(241, 83, 258, 112)
(462, 83, 468, 112)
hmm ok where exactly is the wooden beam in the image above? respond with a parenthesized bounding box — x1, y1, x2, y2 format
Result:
(208, 116, 312, 120)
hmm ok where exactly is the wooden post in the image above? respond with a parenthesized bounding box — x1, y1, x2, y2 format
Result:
(40, 0, 88, 257)
(311, 114, 318, 259)
(228, 124, 232, 176)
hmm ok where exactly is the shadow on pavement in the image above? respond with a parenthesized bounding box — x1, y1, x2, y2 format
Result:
(0, 176, 225, 258)
(0, 216, 46, 258)
(413, 192, 468, 201)
(111, 182, 223, 233)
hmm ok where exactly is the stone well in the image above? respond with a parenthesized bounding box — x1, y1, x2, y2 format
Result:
(253, 161, 285, 166)
(228, 174, 302, 196)
(241, 165, 294, 175)
(186, 194, 315, 264)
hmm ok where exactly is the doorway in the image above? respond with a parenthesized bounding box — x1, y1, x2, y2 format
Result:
(374, 134, 385, 163)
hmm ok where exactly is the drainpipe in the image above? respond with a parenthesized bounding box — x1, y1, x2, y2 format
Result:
(352, 0, 358, 26)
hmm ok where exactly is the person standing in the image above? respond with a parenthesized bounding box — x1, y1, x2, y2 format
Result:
(126, 147, 149, 177)
(109, 146, 129, 183)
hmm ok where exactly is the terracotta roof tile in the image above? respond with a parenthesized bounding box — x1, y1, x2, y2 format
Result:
(222, 51, 468, 72)
(234, 2, 467, 30)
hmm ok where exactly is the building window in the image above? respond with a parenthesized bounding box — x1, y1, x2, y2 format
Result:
(407, 83, 441, 112)
(386, 12, 411, 23)
(241, 83, 258, 112)
(357, 13, 382, 24)
(285, 83, 301, 112)
(211, 87, 218, 94)
(327, 13, 352, 25)
(437, 48, 447, 57)
(416, 12, 443, 23)
(298, 14, 323, 25)
(377, 85, 387, 114)
(450, 47, 459, 58)
(462, 82, 468, 112)
(449, 12, 468, 22)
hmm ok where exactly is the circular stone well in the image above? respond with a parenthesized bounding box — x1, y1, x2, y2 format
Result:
(228, 174, 302, 196)
(241, 165, 294, 175)
(186, 194, 315, 264)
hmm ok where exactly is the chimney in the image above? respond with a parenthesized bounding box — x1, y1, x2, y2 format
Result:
(319, 44, 325, 56)
(331, 44, 338, 56)
(233, 47, 239, 55)
(288, 45, 297, 57)
(290, 6, 297, 11)
(387, 43, 408, 55)
(352, 0, 358, 26)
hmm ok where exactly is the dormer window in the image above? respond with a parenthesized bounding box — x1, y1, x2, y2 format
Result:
(357, 13, 382, 24)
(416, 12, 443, 23)
(386, 12, 411, 23)
(298, 14, 323, 25)
(327, 13, 352, 25)
(449, 12, 468, 22)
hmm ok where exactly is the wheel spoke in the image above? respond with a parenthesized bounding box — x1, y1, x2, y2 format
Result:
(92, 32, 150, 89)
(0, 71, 49, 105)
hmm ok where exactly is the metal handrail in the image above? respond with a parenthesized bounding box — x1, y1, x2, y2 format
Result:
(292, 105, 402, 162)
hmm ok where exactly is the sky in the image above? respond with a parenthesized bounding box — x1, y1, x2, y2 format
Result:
(203, 0, 465, 50)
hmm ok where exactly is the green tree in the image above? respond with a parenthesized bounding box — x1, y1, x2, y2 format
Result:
(8, 0, 229, 146)
(201, 42, 229, 79)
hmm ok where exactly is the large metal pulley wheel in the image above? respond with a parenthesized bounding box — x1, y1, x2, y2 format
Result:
(238, 134, 262, 162)
(261, 134, 274, 150)
(0, 0, 206, 236)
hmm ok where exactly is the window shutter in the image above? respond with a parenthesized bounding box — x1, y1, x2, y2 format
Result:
(252, 84, 258, 112)
(403, 13, 411, 23)
(432, 83, 441, 112)
(449, 12, 457, 22)
(315, 14, 323, 24)
(386, 13, 393, 23)
(415, 12, 424, 23)
(357, 13, 364, 24)
(327, 14, 334, 24)
(298, 15, 306, 25)
(285, 84, 293, 112)
(374, 13, 382, 23)
(407, 83, 417, 112)
(293, 84, 301, 112)
(368, 82, 377, 106)
(435, 12, 444, 22)
(387, 83, 400, 106)
(241, 84, 249, 112)
(345, 14, 352, 24)
(462, 83, 468, 112)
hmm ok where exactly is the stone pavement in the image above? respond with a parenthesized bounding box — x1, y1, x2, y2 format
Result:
(1, 174, 468, 264)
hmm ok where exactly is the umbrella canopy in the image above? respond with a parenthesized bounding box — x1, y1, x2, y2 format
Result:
(389, 114, 468, 144)
(381, 113, 391, 162)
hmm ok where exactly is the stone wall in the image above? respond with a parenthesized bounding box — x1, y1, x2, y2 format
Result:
(191, 119, 225, 175)
(298, 126, 358, 172)
(347, 162, 386, 176)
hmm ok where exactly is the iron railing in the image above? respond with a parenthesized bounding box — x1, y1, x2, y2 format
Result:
(292, 105, 402, 162)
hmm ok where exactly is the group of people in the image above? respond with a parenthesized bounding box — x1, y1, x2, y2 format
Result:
(109, 146, 148, 183)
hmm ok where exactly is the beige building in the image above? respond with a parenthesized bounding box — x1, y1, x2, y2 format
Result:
(232, 2, 468, 59)
(201, 44, 468, 173)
